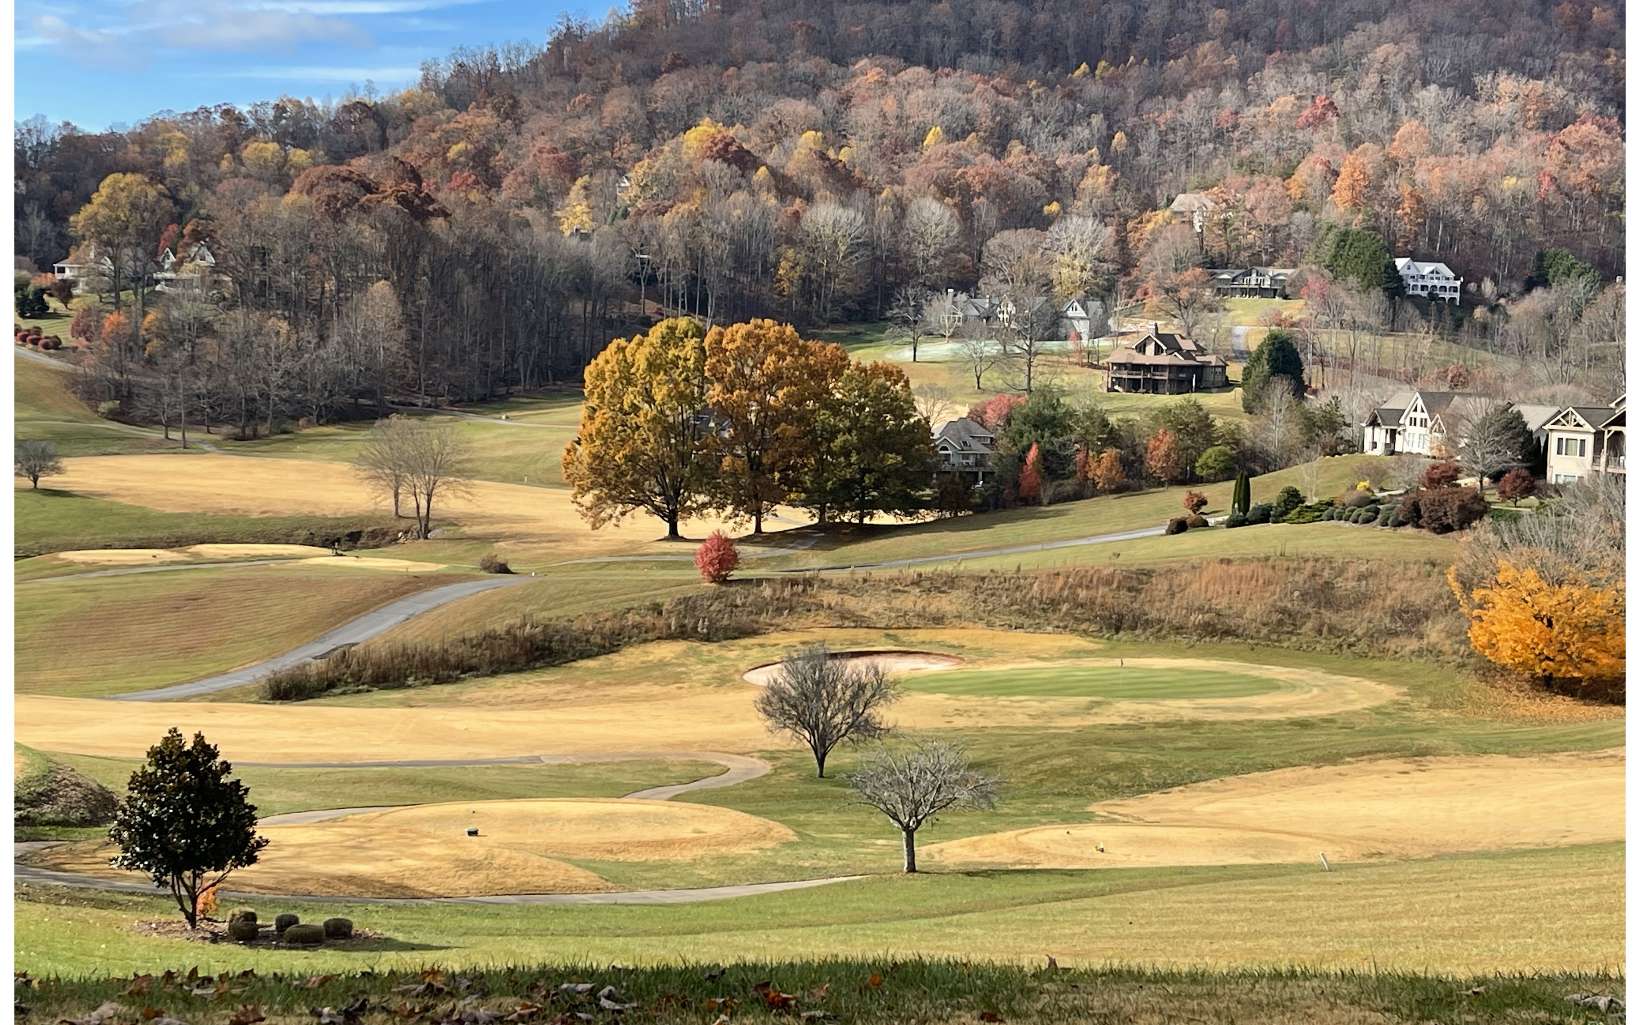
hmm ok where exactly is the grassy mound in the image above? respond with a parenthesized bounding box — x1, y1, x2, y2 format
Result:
(16, 958, 1621, 1024)
(15, 746, 118, 828)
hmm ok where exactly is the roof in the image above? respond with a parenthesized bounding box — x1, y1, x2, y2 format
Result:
(1394, 257, 1457, 277)
(933, 417, 996, 453)
(1168, 191, 1216, 213)
(1108, 326, 1226, 368)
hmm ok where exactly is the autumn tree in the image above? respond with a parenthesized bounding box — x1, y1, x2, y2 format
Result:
(1090, 448, 1126, 492)
(694, 531, 739, 583)
(1145, 428, 1188, 484)
(69, 173, 176, 332)
(1017, 442, 1043, 504)
(800, 362, 933, 525)
(1497, 467, 1537, 505)
(564, 318, 712, 539)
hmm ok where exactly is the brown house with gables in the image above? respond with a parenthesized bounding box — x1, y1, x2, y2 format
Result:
(1105, 325, 1229, 395)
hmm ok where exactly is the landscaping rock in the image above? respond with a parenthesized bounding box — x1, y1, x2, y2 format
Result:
(282, 923, 325, 946)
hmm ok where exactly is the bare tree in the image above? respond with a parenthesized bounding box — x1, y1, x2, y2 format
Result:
(888, 284, 934, 362)
(849, 739, 1000, 873)
(753, 644, 900, 778)
(900, 196, 962, 286)
(355, 416, 471, 536)
(914, 383, 958, 426)
(15, 440, 64, 490)
(956, 321, 1002, 392)
(355, 416, 418, 518)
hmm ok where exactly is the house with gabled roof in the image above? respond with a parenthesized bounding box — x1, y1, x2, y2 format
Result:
(932, 417, 997, 483)
(1395, 258, 1462, 303)
(1208, 267, 1294, 298)
(1544, 395, 1625, 484)
(1104, 323, 1228, 394)
(1168, 191, 1217, 233)
(1362, 390, 1559, 459)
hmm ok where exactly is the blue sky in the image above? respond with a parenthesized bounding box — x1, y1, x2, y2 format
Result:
(15, 0, 610, 130)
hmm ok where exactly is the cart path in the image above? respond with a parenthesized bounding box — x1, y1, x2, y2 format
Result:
(107, 576, 530, 701)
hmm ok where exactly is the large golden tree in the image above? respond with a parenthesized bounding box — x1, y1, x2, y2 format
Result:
(563, 318, 712, 539)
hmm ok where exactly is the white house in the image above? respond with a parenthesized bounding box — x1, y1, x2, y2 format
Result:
(156, 242, 217, 292)
(932, 417, 997, 483)
(52, 244, 113, 285)
(1059, 297, 1106, 341)
(1394, 258, 1462, 303)
(1543, 395, 1625, 484)
(1362, 390, 1558, 459)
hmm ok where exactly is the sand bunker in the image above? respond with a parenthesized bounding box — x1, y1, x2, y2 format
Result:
(930, 750, 1624, 870)
(35, 798, 796, 898)
(742, 650, 965, 686)
(53, 548, 191, 566)
(298, 556, 448, 573)
(185, 544, 332, 559)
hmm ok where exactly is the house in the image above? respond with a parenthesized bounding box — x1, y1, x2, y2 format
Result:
(1543, 395, 1626, 484)
(935, 290, 997, 333)
(1361, 391, 1559, 459)
(155, 242, 217, 292)
(1394, 258, 1462, 303)
(1168, 191, 1217, 233)
(1208, 267, 1293, 298)
(1059, 297, 1106, 341)
(1104, 324, 1229, 395)
(932, 417, 997, 483)
(52, 244, 113, 285)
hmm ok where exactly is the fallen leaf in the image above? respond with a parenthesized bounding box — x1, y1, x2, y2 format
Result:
(979, 1013, 1003, 1022)
(753, 982, 797, 1011)
(298, 978, 335, 992)
(704, 997, 736, 1012)
(227, 1005, 265, 1025)
(864, 974, 883, 991)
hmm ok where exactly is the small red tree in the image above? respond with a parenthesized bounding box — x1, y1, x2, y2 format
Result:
(967, 393, 1028, 429)
(1017, 443, 1043, 504)
(1421, 461, 1461, 490)
(1496, 467, 1537, 505)
(1183, 490, 1208, 514)
(1090, 448, 1126, 492)
(694, 531, 739, 584)
(1145, 428, 1188, 484)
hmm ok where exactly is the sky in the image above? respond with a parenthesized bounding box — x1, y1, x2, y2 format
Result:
(14, 0, 610, 131)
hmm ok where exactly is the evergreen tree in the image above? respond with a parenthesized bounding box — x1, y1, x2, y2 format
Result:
(1240, 329, 1306, 413)
(1231, 470, 1252, 517)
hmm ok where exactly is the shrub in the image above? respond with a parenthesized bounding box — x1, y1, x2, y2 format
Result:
(1360, 504, 1380, 520)
(1376, 505, 1394, 526)
(195, 885, 220, 923)
(1186, 513, 1209, 529)
(1282, 501, 1333, 524)
(1418, 487, 1489, 534)
(322, 917, 354, 939)
(1395, 491, 1422, 525)
(478, 553, 512, 574)
(1164, 516, 1189, 535)
(227, 918, 260, 943)
(1341, 490, 1375, 509)
(1194, 445, 1238, 482)
(228, 908, 256, 925)
(1270, 486, 1304, 520)
(1246, 503, 1272, 524)
(1224, 511, 1247, 529)
(282, 923, 325, 946)
(275, 913, 299, 935)
(1421, 461, 1461, 489)
(1182, 490, 1207, 514)
(694, 530, 739, 584)
(1497, 466, 1537, 505)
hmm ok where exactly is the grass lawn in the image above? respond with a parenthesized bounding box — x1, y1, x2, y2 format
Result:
(14, 354, 176, 457)
(901, 663, 1279, 699)
(15, 563, 459, 697)
(14, 843, 1623, 977)
(772, 454, 1388, 570)
(15, 488, 399, 557)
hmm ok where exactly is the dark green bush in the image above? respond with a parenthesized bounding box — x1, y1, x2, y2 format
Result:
(228, 908, 257, 925)
(1270, 486, 1304, 520)
(1224, 512, 1247, 528)
(1282, 501, 1333, 524)
(275, 913, 299, 934)
(1246, 503, 1272, 524)
(1164, 517, 1189, 535)
(1375, 505, 1394, 526)
(227, 918, 260, 943)
(282, 923, 325, 946)
(323, 917, 354, 939)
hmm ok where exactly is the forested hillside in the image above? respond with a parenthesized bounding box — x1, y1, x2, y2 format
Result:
(13, 0, 1625, 417)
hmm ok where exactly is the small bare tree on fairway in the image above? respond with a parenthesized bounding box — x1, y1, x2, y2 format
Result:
(15, 440, 63, 489)
(354, 416, 470, 538)
(108, 728, 267, 928)
(754, 644, 900, 777)
(850, 739, 1000, 873)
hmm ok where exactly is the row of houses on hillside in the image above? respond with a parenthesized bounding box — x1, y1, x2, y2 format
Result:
(1362, 390, 1625, 482)
(54, 242, 219, 292)
(933, 290, 1107, 342)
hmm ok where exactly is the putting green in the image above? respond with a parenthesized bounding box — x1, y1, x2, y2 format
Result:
(900, 664, 1279, 700)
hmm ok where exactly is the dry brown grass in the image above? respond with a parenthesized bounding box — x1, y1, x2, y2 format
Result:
(930, 749, 1624, 870)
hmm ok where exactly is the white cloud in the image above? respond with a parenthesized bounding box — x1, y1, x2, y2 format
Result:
(28, 0, 377, 64)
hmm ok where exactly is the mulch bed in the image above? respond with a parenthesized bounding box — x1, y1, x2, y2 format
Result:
(132, 920, 385, 949)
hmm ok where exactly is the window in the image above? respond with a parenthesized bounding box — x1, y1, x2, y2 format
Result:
(1555, 436, 1589, 457)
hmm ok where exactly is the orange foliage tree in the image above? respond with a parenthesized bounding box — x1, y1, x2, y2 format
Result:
(1448, 562, 1624, 692)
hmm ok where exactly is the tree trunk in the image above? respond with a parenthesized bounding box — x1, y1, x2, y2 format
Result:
(901, 828, 918, 873)
(666, 508, 680, 539)
(753, 505, 764, 534)
(814, 747, 827, 779)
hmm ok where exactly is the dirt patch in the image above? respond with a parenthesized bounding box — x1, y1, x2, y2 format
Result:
(36, 799, 796, 898)
(742, 650, 965, 686)
(929, 749, 1624, 870)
